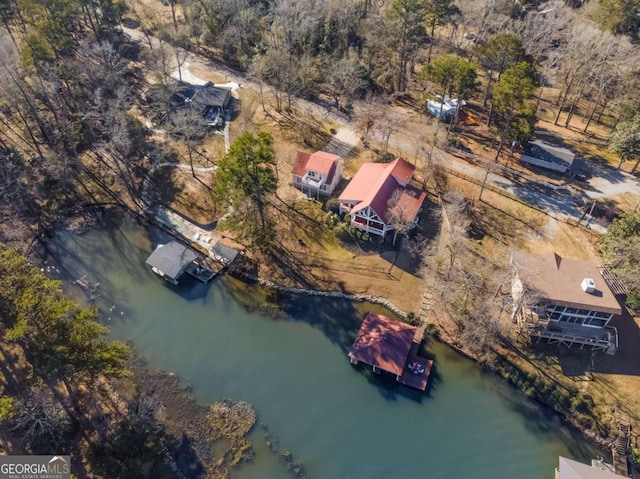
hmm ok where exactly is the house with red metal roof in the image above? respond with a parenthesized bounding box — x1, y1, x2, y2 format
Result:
(348, 313, 433, 391)
(291, 150, 343, 199)
(338, 158, 426, 237)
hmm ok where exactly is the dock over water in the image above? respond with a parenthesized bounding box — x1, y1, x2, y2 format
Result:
(348, 314, 433, 392)
(399, 325, 432, 391)
(146, 240, 240, 285)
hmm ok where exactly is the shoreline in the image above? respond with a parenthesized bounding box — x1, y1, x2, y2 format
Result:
(48, 208, 616, 461)
(230, 273, 615, 452)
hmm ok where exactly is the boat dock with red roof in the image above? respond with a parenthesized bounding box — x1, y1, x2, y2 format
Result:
(348, 313, 433, 391)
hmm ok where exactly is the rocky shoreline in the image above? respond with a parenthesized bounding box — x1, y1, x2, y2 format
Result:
(229, 272, 617, 455)
(233, 271, 410, 320)
(48, 209, 617, 471)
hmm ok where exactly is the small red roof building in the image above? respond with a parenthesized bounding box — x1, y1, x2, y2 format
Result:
(348, 313, 416, 376)
(291, 150, 343, 198)
(349, 313, 433, 391)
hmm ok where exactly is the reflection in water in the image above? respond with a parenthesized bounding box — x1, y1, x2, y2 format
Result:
(43, 214, 605, 479)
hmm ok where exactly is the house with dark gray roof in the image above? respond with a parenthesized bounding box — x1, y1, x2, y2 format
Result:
(171, 81, 232, 127)
(210, 241, 239, 265)
(520, 139, 576, 173)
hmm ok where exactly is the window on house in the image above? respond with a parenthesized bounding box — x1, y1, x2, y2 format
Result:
(308, 171, 316, 177)
(595, 311, 611, 319)
(565, 307, 578, 314)
(320, 185, 327, 191)
(586, 318, 607, 328)
(550, 312, 561, 320)
(576, 309, 589, 316)
(295, 177, 301, 183)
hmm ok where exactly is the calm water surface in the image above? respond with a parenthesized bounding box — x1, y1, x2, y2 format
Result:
(44, 215, 603, 478)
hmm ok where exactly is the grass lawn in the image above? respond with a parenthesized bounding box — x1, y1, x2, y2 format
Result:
(251, 199, 428, 314)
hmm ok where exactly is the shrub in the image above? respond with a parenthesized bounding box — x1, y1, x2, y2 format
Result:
(325, 197, 340, 213)
(374, 151, 395, 163)
(0, 396, 16, 422)
(334, 223, 354, 244)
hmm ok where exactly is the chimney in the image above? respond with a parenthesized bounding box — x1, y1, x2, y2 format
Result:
(581, 278, 596, 294)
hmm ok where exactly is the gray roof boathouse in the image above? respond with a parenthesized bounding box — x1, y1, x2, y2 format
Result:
(146, 241, 199, 285)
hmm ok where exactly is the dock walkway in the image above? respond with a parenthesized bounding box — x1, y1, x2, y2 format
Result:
(399, 324, 432, 391)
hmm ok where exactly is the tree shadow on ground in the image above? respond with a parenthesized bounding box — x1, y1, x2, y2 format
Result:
(470, 199, 540, 245)
(275, 111, 333, 151)
(522, 307, 640, 423)
(0, 344, 31, 397)
(264, 242, 333, 290)
(145, 153, 183, 207)
(227, 96, 240, 122)
(376, 195, 443, 276)
(162, 203, 217, 231)
(323, 137, 355, 159)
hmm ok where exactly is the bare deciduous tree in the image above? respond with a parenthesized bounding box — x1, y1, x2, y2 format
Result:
(440, 191, 470, 280)
(11, 393, 72, 454)
(387, 188, 417, 245)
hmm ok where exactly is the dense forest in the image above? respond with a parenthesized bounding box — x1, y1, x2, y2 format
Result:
(2, 0, 640, 476)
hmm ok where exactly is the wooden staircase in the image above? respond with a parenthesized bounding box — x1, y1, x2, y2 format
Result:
(612, 414, 631, 477)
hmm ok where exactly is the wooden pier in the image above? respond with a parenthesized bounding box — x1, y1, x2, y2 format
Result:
(398, 325, 433, 391)
(184, 261, 216, 283)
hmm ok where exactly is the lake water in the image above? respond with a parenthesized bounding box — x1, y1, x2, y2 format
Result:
(44, 214, 604, 478)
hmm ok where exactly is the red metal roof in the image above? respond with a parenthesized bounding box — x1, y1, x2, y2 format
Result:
(389, 157, 414, 184)
(338, 163, 388, 202)
(292, 151, 340, 181)
(348, 313, 416, 376)
(339, 158, 424, 223)
(292, 151, 311, 177)
(307, 151, 340, 175)
(389, 185, 427, 224)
